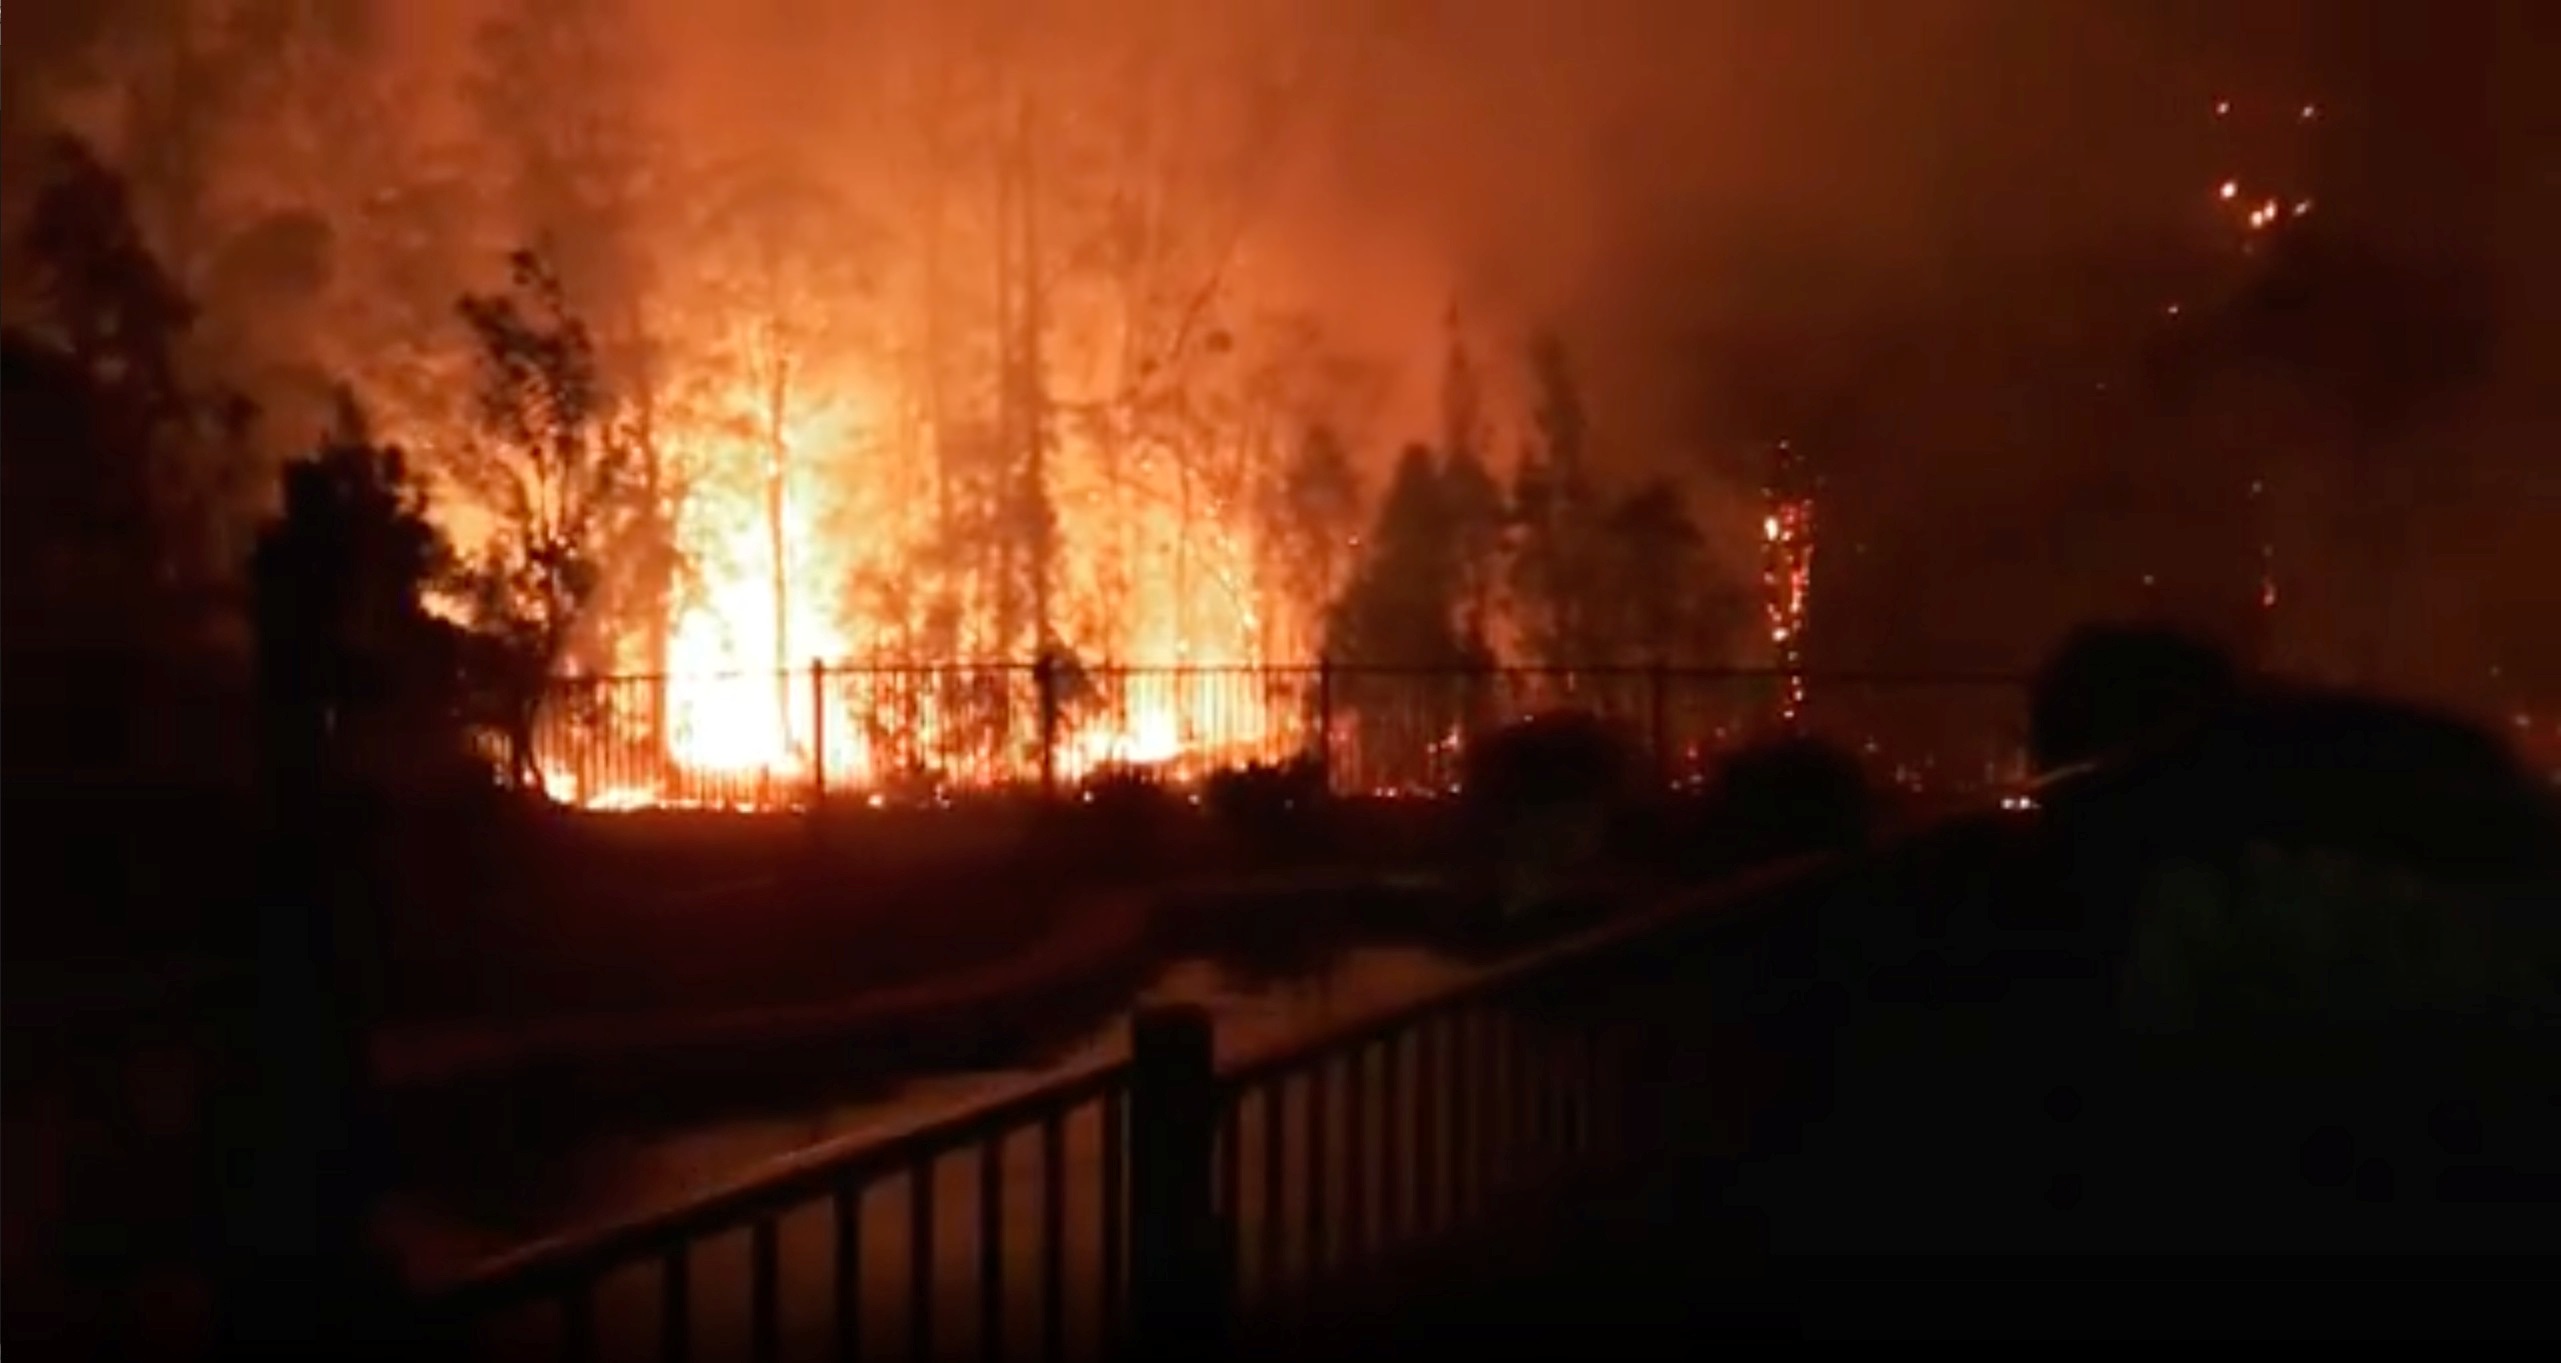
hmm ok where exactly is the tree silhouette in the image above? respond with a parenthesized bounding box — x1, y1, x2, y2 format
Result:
(230, 394, 451, 1351)
(1508, 331, 1608, 669)
(4, 131, 256, 658)
(1261, 422, 1363, 663)
(1593, 477, 1728, 665)
(1324, 444, 1496, 787)
(251, 396, 472, 796)
(2155, 220, 2493, 681)
(1325, 446, 1477, 671)
(450, 250, 670, 790)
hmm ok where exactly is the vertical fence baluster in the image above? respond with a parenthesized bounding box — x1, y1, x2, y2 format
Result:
(1128, 1006, 1220, 1359)
(1219, 1097, 1243, 1253)
(1259, 1082, 1286, 1301)
(810, 658, 829, 811)
(1494, 1010, 1518, 1196)
(910, 1159, 936, 1363)
(1449, 1011, 1475, 1220)
(978, 1138, 1005, 1363)
(1304, 1058, 1329, 1280)
(562, 1283, 597, 1363)
(1499, 1011, 1522, 1183)
(749, 1216, 781, 1363)
(1039, 1113, 1066, 1363)
(1531, 1012, 1556, 1176)
(1343, 1044, 1369, 1265)
(1378, 1035, 1404, 1247)
(661, 1245, 691, 1363)
(1415, 1017, 1440, 1237)
(1555, 1018, 1580, 1164)
(1315, 657, 1336, 790)
(1518, 1010, 1544, 1183)
(1099, 1088, 1125, 1353)
(1577, 1013, 1602, 1162)
(836, 1184, 864, 1363)
(1480, 1010, 1506, 1205)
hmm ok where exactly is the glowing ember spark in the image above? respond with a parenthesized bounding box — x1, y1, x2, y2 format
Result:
(1762, 440, 1815, 725)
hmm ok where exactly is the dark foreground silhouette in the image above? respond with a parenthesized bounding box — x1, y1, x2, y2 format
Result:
(1261, 637, 2557, 1349)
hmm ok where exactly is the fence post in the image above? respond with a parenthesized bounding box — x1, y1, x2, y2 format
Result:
(808, 658, 828, 815)
(1127, 1004, 1225, 1359)
(1034, 653, 1061, 799)
(1647, 660, 1671, 787)
(652, 671, 672, 798)
(1316, 655, 1337, 791)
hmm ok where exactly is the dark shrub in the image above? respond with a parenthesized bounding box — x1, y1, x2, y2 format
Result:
(1460, 709, 1638, 820)
(1203, 755, 1329, 860)
(1073, 763, 1183, 866)
(1456, 711, 1641, 916)
(1706, 734, 1873, 866)
(2028, 622, 2239, 772)
(2066, 686, 2559, 915)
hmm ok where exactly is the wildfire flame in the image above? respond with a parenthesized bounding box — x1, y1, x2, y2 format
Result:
(525, 360, 1293, 809)
(1762, 442, 1815, 725)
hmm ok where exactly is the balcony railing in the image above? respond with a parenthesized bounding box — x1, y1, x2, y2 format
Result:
(408, 841, 1870, 1362)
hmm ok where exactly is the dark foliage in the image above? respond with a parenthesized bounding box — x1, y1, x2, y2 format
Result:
(1460, 710, 1638, 820)
(1072, 763, 1185, 866)
(2151, 686, 2557, 886)
(449, 249, 673, 792)
(2027, 622, 2239, 772)
(252, 402, 490, 803)
(1453, 711, 1643, 919)
(1704, 735, 1874, 866)
(1202, 756, 1331, 859)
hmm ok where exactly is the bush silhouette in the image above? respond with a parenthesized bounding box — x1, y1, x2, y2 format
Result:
(2076, 689, 2561, 1256)
(2028, 623, 2239, 772)
(1460, 709, 1637, 818)
(1203, 755, 1329, 858)
(1455, 711, 1641, 917)
(1072, 763, 1184, 864)
(1706, 734, 1874, 866)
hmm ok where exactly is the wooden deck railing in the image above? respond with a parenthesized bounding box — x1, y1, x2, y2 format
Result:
(412, 846, 1888, 1363)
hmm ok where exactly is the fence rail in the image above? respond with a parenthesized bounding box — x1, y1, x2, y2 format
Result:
(529, 662, 2029, 810)
(411, 844, 1857, 1363)
(422, 1060, 1134, 1363)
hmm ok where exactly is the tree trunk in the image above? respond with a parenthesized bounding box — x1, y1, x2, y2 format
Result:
(767, 352, 793, 734)
(1020, 99, 1054, 654)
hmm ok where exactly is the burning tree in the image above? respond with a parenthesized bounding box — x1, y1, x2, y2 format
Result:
(1324, 443, 1501, 788)
(449, 250, 675, 791)
(676, 163, 879, 713)
(1259, 422, 1364, 663)
(1435, 312, 1508, 650)
(1508, 331, 1608, 670)
(467, 0, 679, 720)
(1763, 438, 1816, 724)
(1593, 478, 1727, 665)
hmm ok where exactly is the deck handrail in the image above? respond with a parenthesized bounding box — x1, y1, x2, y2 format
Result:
(421, 1056, 1129, 1319)
(407, 841, 1910, 1357)
(1214, 851, 1841, 1093)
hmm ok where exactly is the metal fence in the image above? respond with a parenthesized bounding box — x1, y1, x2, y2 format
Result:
(527, 663, 2030, 810)
(410, 830, 1881, 1362)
